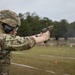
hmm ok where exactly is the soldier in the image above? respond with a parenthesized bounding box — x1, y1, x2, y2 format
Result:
(0, 10, 50, 75)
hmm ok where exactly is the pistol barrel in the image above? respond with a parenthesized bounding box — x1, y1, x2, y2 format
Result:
(41, 25, 54, 33)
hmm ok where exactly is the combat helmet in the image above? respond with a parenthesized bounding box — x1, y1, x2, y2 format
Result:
(0, 10, 21, 28)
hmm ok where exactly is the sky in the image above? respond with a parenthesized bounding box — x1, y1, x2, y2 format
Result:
(0, 0, 75, 23)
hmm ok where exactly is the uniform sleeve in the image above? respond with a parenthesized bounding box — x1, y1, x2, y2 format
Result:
(4, 35, 36, 51)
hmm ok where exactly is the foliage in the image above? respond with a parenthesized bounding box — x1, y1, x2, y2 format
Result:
(17, 12, 75, 39)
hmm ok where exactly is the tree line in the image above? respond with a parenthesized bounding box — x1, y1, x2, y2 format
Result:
(17, 12, 75, 40)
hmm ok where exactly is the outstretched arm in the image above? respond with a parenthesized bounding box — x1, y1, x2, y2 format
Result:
(4, 31, 50, 50)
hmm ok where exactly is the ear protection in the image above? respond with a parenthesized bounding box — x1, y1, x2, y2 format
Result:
(2, 23, 13, 33)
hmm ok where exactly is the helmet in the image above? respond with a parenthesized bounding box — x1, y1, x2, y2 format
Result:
(0, 10, 21, 28)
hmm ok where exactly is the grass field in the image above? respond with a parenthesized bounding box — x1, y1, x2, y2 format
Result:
(9, 46, 75, 75)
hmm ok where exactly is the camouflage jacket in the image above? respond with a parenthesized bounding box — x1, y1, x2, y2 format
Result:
(0, 34, 36, 59)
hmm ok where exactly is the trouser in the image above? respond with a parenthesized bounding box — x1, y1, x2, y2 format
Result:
(0, 57, 10, 75)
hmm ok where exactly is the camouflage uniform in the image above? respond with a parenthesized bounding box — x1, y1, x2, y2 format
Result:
(0, 10, 36, 75)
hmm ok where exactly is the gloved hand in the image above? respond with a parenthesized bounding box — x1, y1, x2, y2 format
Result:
(30, 31, 50, 44)
(39, 31, 50, 41)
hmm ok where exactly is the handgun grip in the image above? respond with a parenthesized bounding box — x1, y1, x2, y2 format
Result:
(42, 25, 54, 43)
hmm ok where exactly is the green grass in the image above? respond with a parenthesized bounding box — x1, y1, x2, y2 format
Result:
(10, 46, 75, 75)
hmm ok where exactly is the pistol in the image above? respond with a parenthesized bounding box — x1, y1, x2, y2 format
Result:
(41, 25, 54, 33)
(41, 25, 54, 43)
